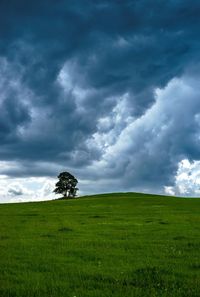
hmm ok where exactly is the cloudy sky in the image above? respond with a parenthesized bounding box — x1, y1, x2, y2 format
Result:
(1, 0, 200, 202)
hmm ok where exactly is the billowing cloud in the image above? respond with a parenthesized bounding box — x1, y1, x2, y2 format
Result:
(76, 74, 200, 194)
(0, 1, 200, 201)
(165, 159, 200, 197)
(0, 175, 57, 203)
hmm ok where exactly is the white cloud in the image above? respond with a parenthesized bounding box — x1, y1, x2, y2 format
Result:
(0, 176, 59, 203)
(164, 186, 175, 196)
(166, 159, 200, 197)
(87, 93, 133, 152)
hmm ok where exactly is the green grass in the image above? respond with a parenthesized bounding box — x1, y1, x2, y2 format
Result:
(0, 192, 200, 297)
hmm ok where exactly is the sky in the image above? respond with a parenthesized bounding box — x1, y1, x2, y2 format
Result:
(1, 0, 200, 202)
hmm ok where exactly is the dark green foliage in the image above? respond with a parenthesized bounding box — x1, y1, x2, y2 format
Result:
(54, 171, 78, 198)
(0, 193, 200, 297)
(58, 227, 73, 232)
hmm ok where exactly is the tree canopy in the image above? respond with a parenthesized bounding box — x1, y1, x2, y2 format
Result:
(54, 172, 78, 198)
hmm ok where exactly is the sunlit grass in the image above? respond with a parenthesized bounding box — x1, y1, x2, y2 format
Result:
(0, 193, 200, 297)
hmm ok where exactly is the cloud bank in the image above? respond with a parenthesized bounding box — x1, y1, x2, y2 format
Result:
(0, 1, 200, 201)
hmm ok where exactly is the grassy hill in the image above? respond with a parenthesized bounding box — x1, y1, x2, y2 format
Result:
(0, 192, 200, 297)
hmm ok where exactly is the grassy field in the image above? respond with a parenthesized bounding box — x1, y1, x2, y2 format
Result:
(0, 193, 200, 297)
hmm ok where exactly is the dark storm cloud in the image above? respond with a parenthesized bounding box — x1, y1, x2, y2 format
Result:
(76, 73, 200, 194)
(0, 95, 29, 139)
(0, 58, 31, 142)
(0, 0, 200, 194)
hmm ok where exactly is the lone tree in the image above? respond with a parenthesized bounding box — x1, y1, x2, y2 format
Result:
(54, 172, 78, 198)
